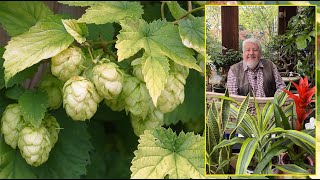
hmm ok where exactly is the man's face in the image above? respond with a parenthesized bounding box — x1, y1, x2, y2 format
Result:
(243, 42, 261, 69)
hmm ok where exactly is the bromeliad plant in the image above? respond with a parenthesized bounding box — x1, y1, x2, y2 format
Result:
(283, 76, 316, 131)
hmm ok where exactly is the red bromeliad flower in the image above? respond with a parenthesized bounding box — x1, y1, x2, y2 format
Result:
(283, 76, 315, 131)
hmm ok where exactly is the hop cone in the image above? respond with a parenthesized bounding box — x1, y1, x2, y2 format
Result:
(170, 62, 189, 79)
(39, 74, 63, 110)
(157, 73, 186, 113)
(104, 93, 126, 112)
(123, 76, 154, 119)
(51, 46, 86, 82)
(130, 109, 164, 136)
(92, 62, 123, 100)
(42, 114, 60, 147)
(18, 125, 52, 167)
(1, 104, 26, 149)
(63, 76, 102, 121)
(132, 58, 144, 82)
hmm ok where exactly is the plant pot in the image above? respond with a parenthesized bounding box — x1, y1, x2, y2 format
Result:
(278, 152, 314, 174)
(280, 72, 300, 83)
(280, 72, 301, 92)
(213, 86, 226, 93)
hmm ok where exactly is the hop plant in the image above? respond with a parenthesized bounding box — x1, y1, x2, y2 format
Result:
(92, 62, 123, 100)
(104, 92, 126, 112)
(157, 73, 186, 113)
(130, 109, 164, 136)
(131, 58, 144, 82)
(1, 104, 26, 149)
(18, 125, 52, 167)
(51, 46, 86, 82)
(39, 74, 64, 110)
(170, 61, 189, 80)
(63, 76, 102, 121)
(41, 114, 60, 147)
(122, 76, 154, 119)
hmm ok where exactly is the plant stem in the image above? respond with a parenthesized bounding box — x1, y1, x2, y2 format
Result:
(161, 2, 166, 20)
(87, 47, 94, 61)
(105, 48, 118, 60)
(187, 1, 192, 11)
(173, 6, 205, 24)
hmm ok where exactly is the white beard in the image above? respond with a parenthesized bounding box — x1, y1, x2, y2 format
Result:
(244, 60, 259, 69)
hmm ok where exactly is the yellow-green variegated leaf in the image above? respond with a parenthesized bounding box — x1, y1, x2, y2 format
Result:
(76, 2, 143, 24)
(178, 17, 205, 54)
(3, 15, 74, 84)
(62, 19, 88, 44)
(141, 55, 170, 106)
(236, 138, 258, 174)
(269, 128, 315, 149)
(116, 19, 201, 71)
(230, 94, 250, 136)
(131, 127, 205, 179)
(210, 137, 244, 155)
(274, 164, 309, 174)
(253, 145, 287, 174)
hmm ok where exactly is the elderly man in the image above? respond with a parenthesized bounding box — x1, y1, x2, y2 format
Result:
(227, 37, 286, 97)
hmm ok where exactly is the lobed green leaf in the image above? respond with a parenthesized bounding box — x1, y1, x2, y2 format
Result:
(18, 90, 48, 127)
(116, 18, 201, 71)
(131, 127, 205, 179)
(76, 2, 144, 24)
(3, 15, 74, 84)
(0, 1, 53, 36)
(178, 17, 205, 54)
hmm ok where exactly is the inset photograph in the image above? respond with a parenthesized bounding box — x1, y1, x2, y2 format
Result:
(205, 5, 316, 175)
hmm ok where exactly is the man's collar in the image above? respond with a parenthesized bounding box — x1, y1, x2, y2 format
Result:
(242, 60, 263, 71)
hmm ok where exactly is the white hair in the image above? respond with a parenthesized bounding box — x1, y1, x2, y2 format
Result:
(242, 38, 262, 53)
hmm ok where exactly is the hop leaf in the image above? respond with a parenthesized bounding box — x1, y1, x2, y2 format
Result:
(91, 62, 123, 100)
(51, 46, 86, 82)
(1, 104, 26, 149)
(18, 125, 52, 167)
(131, 127, 205, 179)
(39, 74, 63, 110)
(63, 76, 102, 121)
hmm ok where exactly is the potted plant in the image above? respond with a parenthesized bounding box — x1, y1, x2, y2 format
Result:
(206, 90, 250, 174)
(207, 86, 315, 175)
(206, 47, 242, 93)
(276, 76, 316, 174)
(265, 6, 315, 87)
